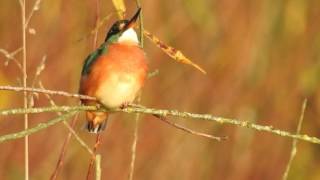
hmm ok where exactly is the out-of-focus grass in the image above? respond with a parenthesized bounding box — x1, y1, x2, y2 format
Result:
(0, 0, 320, 180)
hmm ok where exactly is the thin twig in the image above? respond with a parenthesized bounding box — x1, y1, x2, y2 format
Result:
(0, 105, 96, 115)
(1, 105, 320, 145)
(76, 14, 113, 43)
(92, 0, 100, 49)
(28, 56, 46, 108)
(129, 2, 143, 178)
(147, 69, 159, 79)
(30, 56, 46, 88)
(25, 0, 42, 27)
(20, 0, 29, 179)
(42, 82, 94, 179)
(282, 99, 307, 180)
(154, 115, 226, 141)
(87, 134, 102, 180)
(0, 86, 96, 100)
(39, 82, 94, 155)
(128, 93, 141, 180)
(0, 111, 77, 143)
(87, 2, 102, 179)
(95, 154, 102, 180)
(0, 47, 23, 70)
(50, 114, 79, 180)
(60, 118, 94, 155)
(135, 0, 143, 46)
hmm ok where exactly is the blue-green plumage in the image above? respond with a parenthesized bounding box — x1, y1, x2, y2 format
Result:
(81, 43, 108, 76)
(81, 26, 125, 76)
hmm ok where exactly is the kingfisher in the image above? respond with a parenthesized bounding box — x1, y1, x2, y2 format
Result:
(79, 8, 148, 133)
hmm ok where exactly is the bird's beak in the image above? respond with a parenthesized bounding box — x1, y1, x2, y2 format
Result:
(124, 8, 141, 30)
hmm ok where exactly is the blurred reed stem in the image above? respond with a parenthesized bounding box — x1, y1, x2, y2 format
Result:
(95, 154, 101, 180)
(129, 1, 144, 180)
(19, 0, 29, 179)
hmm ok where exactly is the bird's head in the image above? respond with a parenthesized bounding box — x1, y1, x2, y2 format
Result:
(105, 8, 141, 44)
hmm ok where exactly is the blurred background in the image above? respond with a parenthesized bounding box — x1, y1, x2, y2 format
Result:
(1, 0, 320, 179)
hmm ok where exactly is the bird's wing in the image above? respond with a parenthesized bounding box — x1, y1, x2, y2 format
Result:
(81, 42, 108, 76)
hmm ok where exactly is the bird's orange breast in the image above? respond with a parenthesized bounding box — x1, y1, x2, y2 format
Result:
(80, 43, 148, 108)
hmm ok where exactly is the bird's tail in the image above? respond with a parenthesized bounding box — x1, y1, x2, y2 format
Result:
(85, 111, 108, 133)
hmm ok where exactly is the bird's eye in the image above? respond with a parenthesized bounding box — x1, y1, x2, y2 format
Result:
(119, 23, 125, 30)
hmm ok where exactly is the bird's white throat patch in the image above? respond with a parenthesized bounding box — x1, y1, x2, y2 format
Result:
(118, 28, 139, 44)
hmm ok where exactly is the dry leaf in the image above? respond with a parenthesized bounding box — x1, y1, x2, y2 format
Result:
(112, 0, 126, 19)
(144, 30, 206, 74)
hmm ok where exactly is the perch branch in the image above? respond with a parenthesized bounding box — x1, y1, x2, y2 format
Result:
(1, 105, 320, 145)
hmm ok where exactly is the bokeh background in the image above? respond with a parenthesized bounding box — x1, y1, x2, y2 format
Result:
(1, 0, 320, 179)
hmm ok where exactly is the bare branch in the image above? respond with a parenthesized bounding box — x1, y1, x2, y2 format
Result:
(1, 105, 320, 145)
(50, 114, 81, 180)
(25, 0, 42, 27)
(92, 0, 100, 49)
(87, 134, 102, 180)
(0, 48, 23, 70)
(39, 82, 94, 156)
(154, 114, 227, 141)
(0, 111, 76, 143)
(128, 93, 142, 180)
(0, 105, 95, 115)
(0, 85, 96, 100)
(129, 2, 143, 179)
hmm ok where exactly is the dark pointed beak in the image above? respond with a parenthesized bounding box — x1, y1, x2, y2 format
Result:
(124, 8, 141, 30)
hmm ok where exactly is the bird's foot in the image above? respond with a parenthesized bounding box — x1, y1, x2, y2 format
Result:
(96, 103, 102, 109)
(120, 101, 130, 109)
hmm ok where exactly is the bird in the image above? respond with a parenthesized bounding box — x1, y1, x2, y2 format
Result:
(79, 8, 148, 133)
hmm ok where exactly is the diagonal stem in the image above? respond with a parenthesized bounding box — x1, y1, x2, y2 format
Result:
(87, 134, 102, 180)
(0, 112, 77, 143)
(153, 114, 227, 141)
(282, 99, 307, 180)
(50, 114, 79, 180)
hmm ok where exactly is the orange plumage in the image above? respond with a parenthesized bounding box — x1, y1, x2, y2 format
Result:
(80, 9, 147, 133)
